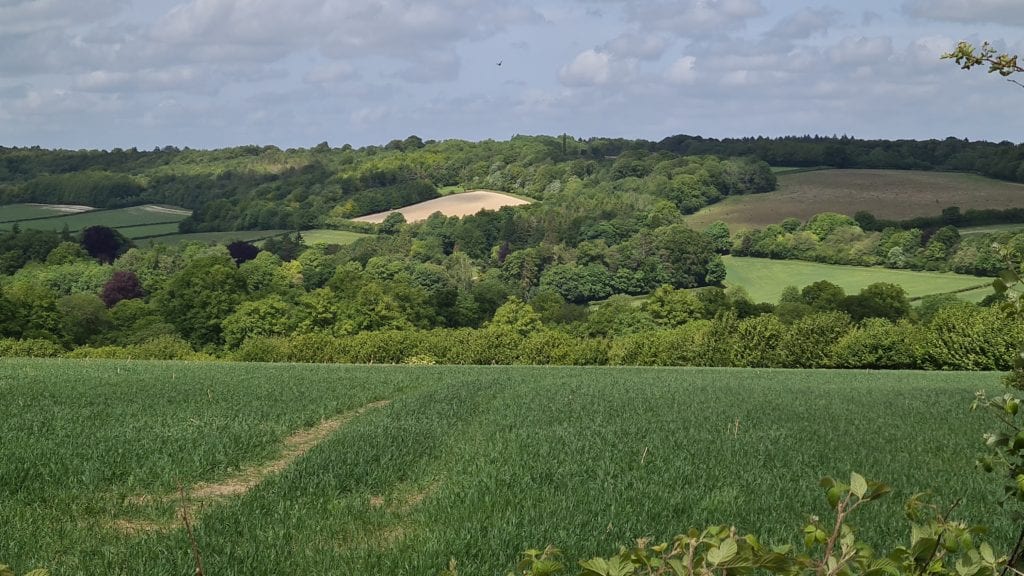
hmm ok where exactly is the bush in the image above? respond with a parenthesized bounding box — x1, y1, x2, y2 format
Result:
(608, 322, 712, 366)
(734, 314, 786, 368)
(518, 329, 609, 366)
(923, 303, 1022, 370)
(67, 335, 211, 361)
(830, 319, 925, 369)
(0, 338, 64, 358)
(777, 311, 852, 368)
(232, 336, 295, 363)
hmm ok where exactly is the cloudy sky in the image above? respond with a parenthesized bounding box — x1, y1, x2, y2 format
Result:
(1, 0, 1022, 150)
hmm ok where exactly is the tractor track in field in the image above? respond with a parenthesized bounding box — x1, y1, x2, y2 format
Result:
(114, 399, 391, 534)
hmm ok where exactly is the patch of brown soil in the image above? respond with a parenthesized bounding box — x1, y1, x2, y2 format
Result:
(353, 190, 531, 223)
(111, 518, 175, 535)
(114, 399, 390, 534)
(685, 169, 1024, 231)
(367, 479, 441, 514)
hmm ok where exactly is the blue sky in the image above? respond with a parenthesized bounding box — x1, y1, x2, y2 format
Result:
(1, 0, 1022, 149)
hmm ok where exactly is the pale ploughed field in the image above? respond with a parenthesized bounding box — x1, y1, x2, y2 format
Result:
(353, 190, 531, 223)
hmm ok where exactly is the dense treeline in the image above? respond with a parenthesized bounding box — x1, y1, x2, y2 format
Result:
(3, 134, 1022, 371)
(0, 217, 1017, 371)
(731, 211, 1024, 276)
(0, 137, 775, 232)
(4, 135, 1023, 238)
(855, 205, 1024, 232)
(656, 134, 1024, 182)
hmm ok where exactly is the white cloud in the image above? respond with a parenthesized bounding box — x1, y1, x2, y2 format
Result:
(393, 50, 462, 84)
(767, 7, 841, 39)
(303, 62, 358, 84)
(665, 56, 698, 84)
(0, 0, 127, 35)
(903, 0, 1024, 25)
(73, 67, 204, 93)
(351, 105, 391, 125)
(599, 0, 766, 37)
(602, 33, 669, 60)
(905, 35, 957, 68)
(153, 0, 544, 65)
(828, 36, 893, 66)
(559, 49, 612, 86)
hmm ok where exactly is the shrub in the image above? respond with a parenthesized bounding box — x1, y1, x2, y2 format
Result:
(233, 336, 295, 363)
(830, 319, 924, 369)
(67, 336, 211, 361)
(923, 303, 1022, 370)
(733, 314, 786, 368)
(608, 322, 712, 366)
(777, 311, 852, 368)
(0, 338, 64, 358)
(518, 329, 609, 366)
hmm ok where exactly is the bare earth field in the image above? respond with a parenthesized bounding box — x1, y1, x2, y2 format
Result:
(26, 203, 94, 213)
(685, 169, 1024, 230)
(353, 190, 531, 223)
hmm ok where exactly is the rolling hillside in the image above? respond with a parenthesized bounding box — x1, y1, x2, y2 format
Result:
(685, 169, 1024, 230)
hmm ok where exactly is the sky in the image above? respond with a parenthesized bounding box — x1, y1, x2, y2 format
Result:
(1, 0, 1022, 150)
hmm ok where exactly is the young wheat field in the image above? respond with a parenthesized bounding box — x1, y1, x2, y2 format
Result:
(0, 359, 1011, 575)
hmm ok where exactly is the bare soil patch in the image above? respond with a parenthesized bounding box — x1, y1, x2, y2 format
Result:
(353, 190, 531, 223)
(140, 205, 192, 216)
(25, 203, 94, 213)
(368, 479, 441, 514)
(116, 399, 390, 533)
(684, 169, 1024, 230)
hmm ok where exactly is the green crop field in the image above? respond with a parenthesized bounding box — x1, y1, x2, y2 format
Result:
(119, 222, 184, 239)
(300, 229, 370, 245)
(139, 230, 289, 245)
(0, 359, 1011, 575)
(685, 169, 1024, 230)
(0, 204, 191, 233)
(0, 203, 96, 222)
(959, 223, 1024, 236)
(724, 256, 991, 303)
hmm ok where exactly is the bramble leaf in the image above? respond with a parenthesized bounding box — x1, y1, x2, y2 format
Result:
(851, 472, 867, 499)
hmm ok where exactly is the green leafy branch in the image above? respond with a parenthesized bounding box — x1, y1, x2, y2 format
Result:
(943, 42, 1024, 88)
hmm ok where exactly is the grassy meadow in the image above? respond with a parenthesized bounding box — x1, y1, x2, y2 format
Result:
(0, 359, 1011, 575)
(0, 204, 370, 246)
(0, 204, 191, 232)
(141, 229, 290, 245)
(959, 223, 1024, 236)
(299, 229, 371, 246)
(0, 203, 95, 222)
(723, 256, 991, 303)
(685, 169, 1024, 230)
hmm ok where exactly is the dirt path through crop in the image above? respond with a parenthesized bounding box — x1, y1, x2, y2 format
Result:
(116, 399, 391, 533)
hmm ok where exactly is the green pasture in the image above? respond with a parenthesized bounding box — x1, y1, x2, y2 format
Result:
(959, 223, 1024, 236)
(119, 223, 183, 239)
(768, 166, 826, 174)
(0, 203, 95, 222)
(437, 185, 466, 195)
(0, 205, 190, 233)
(300, 229, 370, 246)
(955, 285, 999, 303)
(0, 360, 1011, 575)
(141, 230, 289, 245)
(723, 256, 990, 303)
